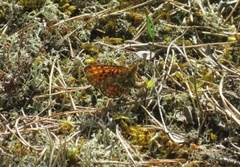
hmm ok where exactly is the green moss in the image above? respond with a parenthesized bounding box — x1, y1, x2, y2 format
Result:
(18, 0, 47, 11)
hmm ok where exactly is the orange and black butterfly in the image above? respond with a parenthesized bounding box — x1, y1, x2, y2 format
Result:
(84, 64, 145, 97)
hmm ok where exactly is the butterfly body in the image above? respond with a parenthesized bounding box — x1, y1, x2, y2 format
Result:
(84, 64, 142, 97)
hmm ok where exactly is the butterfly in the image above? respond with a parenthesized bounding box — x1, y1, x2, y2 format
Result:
(84, 64, 145, 98)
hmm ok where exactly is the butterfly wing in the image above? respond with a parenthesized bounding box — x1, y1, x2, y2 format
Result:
(84, 65, 132, 97)
(100, 77, 128, 97)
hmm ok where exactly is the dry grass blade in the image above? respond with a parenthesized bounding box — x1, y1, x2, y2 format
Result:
(219, 74, 240, 125)
(116, 125, 138, 166)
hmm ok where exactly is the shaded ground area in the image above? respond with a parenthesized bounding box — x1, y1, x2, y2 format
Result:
(0, 0, 240, 166)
